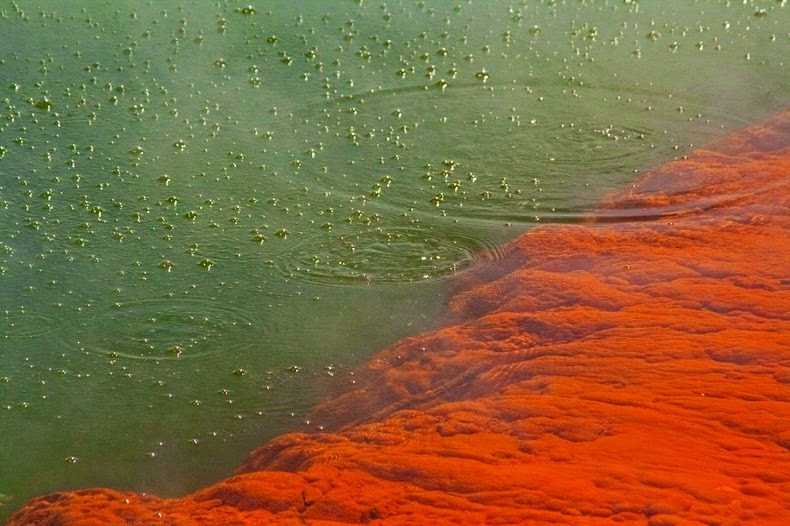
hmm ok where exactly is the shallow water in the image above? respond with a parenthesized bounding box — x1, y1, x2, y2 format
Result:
(0, 0, 786, 519)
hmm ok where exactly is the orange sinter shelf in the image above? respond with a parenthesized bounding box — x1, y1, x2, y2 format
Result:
(6, 111, 789, 525)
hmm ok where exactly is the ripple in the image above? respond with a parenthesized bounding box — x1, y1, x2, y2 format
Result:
(527, 120, 654, 167)
(83, 297, 258, 362)
(279, 226, 509, 286)
(1, 311, 61, 339)
(295, 80, 696, 229)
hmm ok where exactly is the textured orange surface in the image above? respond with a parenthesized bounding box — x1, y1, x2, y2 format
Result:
(6, 111, 789, 525)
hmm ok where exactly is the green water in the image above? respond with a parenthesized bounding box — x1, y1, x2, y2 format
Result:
(0, 0, 786, 519)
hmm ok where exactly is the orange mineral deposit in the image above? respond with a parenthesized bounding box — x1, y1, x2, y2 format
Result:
(6, 111, 789, 525)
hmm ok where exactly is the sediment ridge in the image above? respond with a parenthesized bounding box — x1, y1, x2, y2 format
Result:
(6, 111, 789, 525)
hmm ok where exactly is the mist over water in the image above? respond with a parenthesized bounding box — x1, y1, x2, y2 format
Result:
(0, 0, 786, 519)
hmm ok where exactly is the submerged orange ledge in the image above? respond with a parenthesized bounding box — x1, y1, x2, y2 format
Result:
(7, 111, 789, 525)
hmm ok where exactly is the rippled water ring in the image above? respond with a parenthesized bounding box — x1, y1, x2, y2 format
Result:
(281, 227, 507, 286)
(84, 297, 259, 361)
(1, 311, 61, 339)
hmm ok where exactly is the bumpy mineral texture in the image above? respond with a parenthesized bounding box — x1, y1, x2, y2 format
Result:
(7, 112, 789, 525)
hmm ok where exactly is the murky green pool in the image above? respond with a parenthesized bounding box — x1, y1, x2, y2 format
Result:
(0, 0, 786, 518)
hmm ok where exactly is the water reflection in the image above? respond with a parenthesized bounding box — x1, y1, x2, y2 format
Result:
(0, 0, 787, 519)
